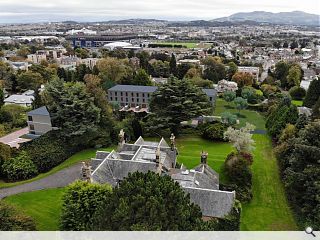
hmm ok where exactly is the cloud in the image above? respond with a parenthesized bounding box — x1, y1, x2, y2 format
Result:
(0, 0, 318, 23)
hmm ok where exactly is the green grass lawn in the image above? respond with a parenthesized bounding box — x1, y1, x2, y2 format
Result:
(241, 134, 297, 230)
(292, 100, 303, 106)
(4, 188, 66, 230)
(176, 136, 232, 183)
(215, 98, 266, 130)
(0, 146, 115, 189)
(154, 42, 199, 48)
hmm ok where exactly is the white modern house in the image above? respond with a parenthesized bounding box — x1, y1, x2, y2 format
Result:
(26, 106, 53, 138)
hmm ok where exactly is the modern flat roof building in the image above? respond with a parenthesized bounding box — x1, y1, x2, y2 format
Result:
(27, 106, 53, 138)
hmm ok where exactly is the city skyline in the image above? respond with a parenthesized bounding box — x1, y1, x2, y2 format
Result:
(0, 0, 319, 23)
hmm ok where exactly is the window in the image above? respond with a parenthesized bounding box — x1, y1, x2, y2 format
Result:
(110, 97, 113, 101)
(132, 98, 134, 102)
(121, 92, 123, 96)
(115, 92, 118, 96)
(142, 93, 145, 97)
(29, 124, 35, 130)
(136, 93, 139, 97)
(28, 116, 33, 121)
(210, 97, 213, 101)
(115, 97, 118, 101)
(131, 93, 134, 97)
(126, 92, 128, 96)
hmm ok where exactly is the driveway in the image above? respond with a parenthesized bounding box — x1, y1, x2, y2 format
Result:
(0, 163, 82, 199)
(0, 127, 31, 148)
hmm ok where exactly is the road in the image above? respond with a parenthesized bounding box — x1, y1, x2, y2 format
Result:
(0, 163, 81, 199)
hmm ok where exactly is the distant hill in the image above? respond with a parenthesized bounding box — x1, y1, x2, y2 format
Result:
(213, 11, 320, 26)
(100, 19, 168, 25)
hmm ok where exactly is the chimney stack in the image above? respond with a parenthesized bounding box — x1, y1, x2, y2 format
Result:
(170, 133, 176, 151)
(201, 150, 208, 165)
(81, 161, 92, 183)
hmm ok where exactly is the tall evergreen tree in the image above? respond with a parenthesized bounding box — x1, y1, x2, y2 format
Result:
(303, 78, 320, 108)
(148, 77, 212, 135)
(169, 53, 177, 76)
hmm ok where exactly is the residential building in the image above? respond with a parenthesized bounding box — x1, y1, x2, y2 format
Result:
(4, 94, 34, 107)
(26, 106, 53, 138)
(238, 66, 260, 82)
(108, 85, 217, 112)
(27, 53, 47, 64)
(91, 136, 235, 218)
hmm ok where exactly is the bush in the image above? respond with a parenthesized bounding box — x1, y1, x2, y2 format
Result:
(20, 131, 79, 173)
(224, 152, 253, 202)
(289, 86, 306, 100)
(0, 201, 36, 230)
(60, 180, 112, 231)
(201, 122, 227, 141)
(241, 86, 262, 104)
(0, 142, 11, 177)
(221, 112, 237, 125)
(2, 151, 38, 181)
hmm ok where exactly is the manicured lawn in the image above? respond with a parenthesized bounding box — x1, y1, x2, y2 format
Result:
(241, 134, 297, 230)
(0, 146, 115, 189)
(292, 100, 303, 106)
(215, 98, 266, 130)
(4, 188, 66, 230)
(154, 42, 199, 48)
(176, 136, 232, 183)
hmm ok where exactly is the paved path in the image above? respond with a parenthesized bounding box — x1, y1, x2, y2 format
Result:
(0, 127, 31, 148)
(0, 163, 82, 199)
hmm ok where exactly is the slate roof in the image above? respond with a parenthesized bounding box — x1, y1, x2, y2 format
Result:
(91, 137, 235, 218)
(108, 85, 158, 93)
(202, 88, 217, 98)
(184, 187, 235, 218)
(27, 106, 50, 116)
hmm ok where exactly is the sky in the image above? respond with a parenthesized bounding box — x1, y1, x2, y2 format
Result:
(0, 0, 319, 23)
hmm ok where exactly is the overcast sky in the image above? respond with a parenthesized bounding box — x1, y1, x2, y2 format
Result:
(0, 0, 319, 23)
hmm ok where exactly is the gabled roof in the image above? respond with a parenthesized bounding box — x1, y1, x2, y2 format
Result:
(27, 106, 50, 116)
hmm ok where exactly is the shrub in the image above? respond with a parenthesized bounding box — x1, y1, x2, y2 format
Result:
(2, 151, 38, 181)
(241, 87, 262, 104)
(221, 112, 237, 125)
(20, 131, 79, 173)
(224, 152, 253, 202)
(0, 142, 11, 176)
(223, 91, 236, 102)
(201, 122, 227, 141)
(0, 201, 36, 230)
(60, 180, 112, 231)
(289, 86, 306, 100)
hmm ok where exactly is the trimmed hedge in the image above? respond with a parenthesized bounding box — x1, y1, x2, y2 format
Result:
(20, 131, 80, 173)
(2, 151, 38, 181)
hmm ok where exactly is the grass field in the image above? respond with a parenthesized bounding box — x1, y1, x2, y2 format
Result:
(176, 136, 232, 182)
(292, 100, 303, 106)
(0, 146, 115, 189)
(215, 98, 266, 130)
(154, 42, 205, 49)
(4, 188, 66, 230)
(241, 134, 297, 230)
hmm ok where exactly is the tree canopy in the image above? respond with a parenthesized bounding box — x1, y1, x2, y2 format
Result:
(148, 77, 212, 134)
(91, 171, 204, 231)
